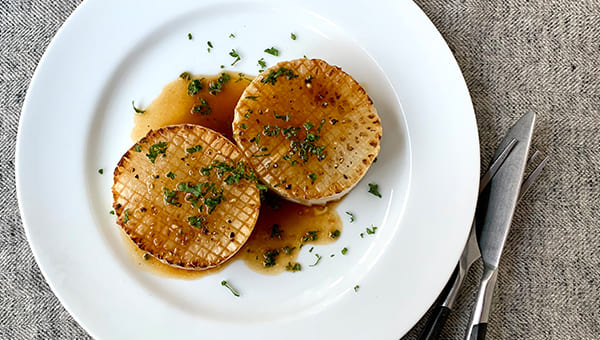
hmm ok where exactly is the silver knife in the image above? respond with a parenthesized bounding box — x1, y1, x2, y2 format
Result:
(465, 112, 536, 340)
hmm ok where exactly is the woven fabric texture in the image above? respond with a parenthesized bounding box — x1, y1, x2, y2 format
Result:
(1, 1, 598, 339)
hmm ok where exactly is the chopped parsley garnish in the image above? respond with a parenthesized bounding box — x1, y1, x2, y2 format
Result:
(240, 123, 247, 129)
(286, 262, 302, 272)
(366, 226, 378, 235)
(301, 230, 319, 242)
(330, 229, 340, 239)
(274, 112, 291, 121)
(178, 182, 225, 214)
(264, 47, 279, 56)
(309, 254, 322, 267)
(346, 211, 355, 223)
(263, 249, 280, 267)
(261, 67, 298, 85)
(303, 122, 314, 130)
(179, 72, 191, 81)
(290, 32, 297, 40)
(109, 210, 115, 215)
(186, 145, 203, 154)
(221, 280, 240, 297)
(309, 246, 314, 252)
(143, 253, 150, 260)
(341, 247, 348, 255)
(187, 33, 192, 40)
(263, 125, 280, 137)
(229, 49, 241, 65)
(354, 285, 360, 292)
(192, 98, 211, 115)
(252, 153, 271, 158)
(283, 246, 295, 255)
(98, 168, 103, 175)
(360, 233, 364, 238)
(245, 96, 259, 100)
(208, 73, 231, 95)
(123, 209, 130, 224)
(236, 72, 252, 83)
(132, 100, 146, 114)
(368, 183, 382, 198)
(207, 41, 213, 52)
(166, 171, 176, 179)
(146, 141, 168, 163)
(188, 216, 206, 228)
(308, 173, 317, 181)
(134, 144, 142, 152)
(163, 187, 181, 207)
(187, 79, 203, 95)
(229, 33, 235, 38)
(257, 58, 267, 71)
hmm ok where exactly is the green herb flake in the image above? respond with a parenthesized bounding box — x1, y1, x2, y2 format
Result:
(285, 262, 302, 272)
(240, 123, 247, 129)
(143, 253, 150, 260)
(221, 280, 240, 297)
(354, 285, 360, 292)
(187, 79, 203, 96)
(368, 183, 382, 198)
(341, 247, 348, 255)
(207, 41, 213, 52)
(146, 141, 168, 163)
(229, 33, 235, 38)
(257, 58, 267, 71)
(309, 254, 322, 267)
(134, 144, 142, 152)
(109, 210, 115, 215)
(98, 168, 104, 175)
(360, 233, 364, 238)
(309, 246, 314, 252)
(308, 173, 317, 181)
(123, 209, 130, 224)
(263, 249, 280, 267)
(179, 72, 191, 81)
(163, 187, 181, 207)
(188, 216, 206, 228)
(167, 171, 176, 179)
(187, 33, 192, 40)
(261, 67, 298, 85)
(192, 98, 211, 115)
(274, 112, 291, 121)
(229, 49, 241, 66)
(301, 230, 319, 243)
(186, 145, 203, 154)
(290, 33, 297, 40)
(264, 47, 279, 56)
(330, 229, 340, 239)
(132, 100, 146, 114)
(283, 246, 296, 255)
(208, 73, 231, 95)
(245, 96, 259, 100)
(303, 121, 314, 130)
(366, 226, 378, 235)
(346, 211, 355, 223)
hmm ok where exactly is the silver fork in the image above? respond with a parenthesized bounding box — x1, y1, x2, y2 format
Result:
(418, 146, 548, 340)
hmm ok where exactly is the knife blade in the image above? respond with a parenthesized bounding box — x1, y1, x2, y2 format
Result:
(465, 112, 536, 340)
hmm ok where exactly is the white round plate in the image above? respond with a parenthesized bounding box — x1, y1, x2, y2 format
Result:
(16, 0, 479, 339)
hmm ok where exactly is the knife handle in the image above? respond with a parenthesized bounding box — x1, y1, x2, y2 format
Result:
(418, 305, 451, 340)
(468, 323, 487, 340)
(465, 265, 498, 340)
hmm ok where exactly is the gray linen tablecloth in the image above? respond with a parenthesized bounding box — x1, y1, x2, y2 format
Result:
(2, 1, 598, 339)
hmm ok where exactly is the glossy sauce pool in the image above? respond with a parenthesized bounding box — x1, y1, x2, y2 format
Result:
(125, 71, 342, 278)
